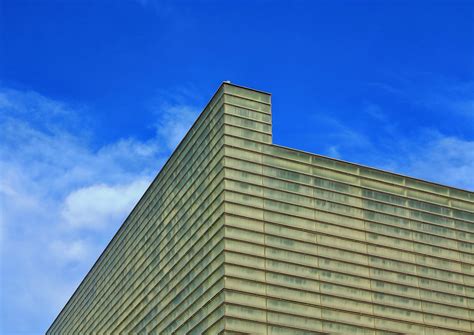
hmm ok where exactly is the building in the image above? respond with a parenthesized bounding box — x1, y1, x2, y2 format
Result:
(47, 82, 474, 334)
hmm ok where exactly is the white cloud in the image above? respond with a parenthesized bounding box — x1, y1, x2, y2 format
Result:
(49, 239, 92, 263)
(326, 145, 342, 160)
(396, 133, 474, 190)
(311, 107, 473, 191)
(155, 104, 198, 150)
(61, 180, 149, 230)
(0, 87, 199, 334)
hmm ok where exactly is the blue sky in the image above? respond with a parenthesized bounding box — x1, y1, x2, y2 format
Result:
(0, 0, 473, 333)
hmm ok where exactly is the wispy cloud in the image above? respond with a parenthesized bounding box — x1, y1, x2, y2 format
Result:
(309, 113, 373, 154)
(0, 87, 199, 334)
(368, 73, 474, 117)
(313, 102, 474, 190)
(363, 102, 387, 122)
(419, 79, 474, 117)
(155, 105, 199, 150)
(304, 74, 474, 191)
(61, 180, 150, 230)
(394, 132, 474, 190)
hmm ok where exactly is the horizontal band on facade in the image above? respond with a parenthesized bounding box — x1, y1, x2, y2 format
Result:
(222, 174, 474, 260)
(222, 273, 472, 331)
(222, 147, 474, 232)
(222, 133, 474, 206)
(222, 243, 473, 311)
(219, 296, 472, 334)
(222, 166, 474, 248)
(221, 152, 472, 223)
(222, 183, 473, 263)
(222, 198, 474, 284)
(220, 220, 473, 298)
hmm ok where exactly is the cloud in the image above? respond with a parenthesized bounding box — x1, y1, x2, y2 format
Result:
(155, 104, 199, 150)
(61, 180, 149, 230)
(368, 74, 474, 118)
(305, 81, 473, 191)
(363, 102, 387, 122)
(427, 80, 474, 117)
(314, 107, 473, 191)
(396, 133, 474, 190)
(49, 239, 92, 263)
(305, 112, 374, 162)
(0, 87, 199, 334)
(313, 114, 372, 149)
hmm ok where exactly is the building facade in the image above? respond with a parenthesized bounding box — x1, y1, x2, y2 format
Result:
(48, 83, 474, 334)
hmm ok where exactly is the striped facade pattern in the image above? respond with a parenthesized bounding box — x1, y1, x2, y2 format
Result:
(48, 83, 474, 334)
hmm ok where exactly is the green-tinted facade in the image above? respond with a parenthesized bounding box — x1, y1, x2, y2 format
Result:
(48, 83, 474, 334)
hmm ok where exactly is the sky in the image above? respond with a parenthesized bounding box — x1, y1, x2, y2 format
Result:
(0, 0, 473, 334)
